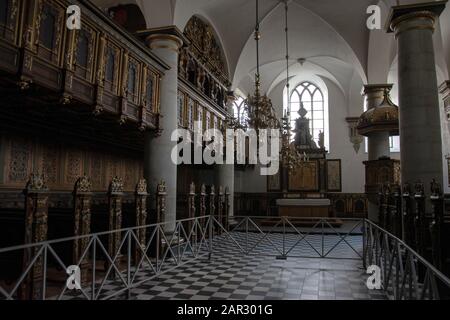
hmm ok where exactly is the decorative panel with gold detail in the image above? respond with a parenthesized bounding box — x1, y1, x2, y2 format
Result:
(73, 22, 98, 83)
(0, 0, 20, 43)
(183, 16, 228, 85)
(0, 133, 143, 192)
(178, 90, 186, 128)
(288, 161, 319, 192)
(0, 0, 164, 134)
(363, 159, 401, 196)
(34, 0, 65, 67)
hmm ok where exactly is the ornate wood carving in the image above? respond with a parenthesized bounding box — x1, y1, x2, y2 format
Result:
(156, 180, 166, 224)
(224, 187, 230, 230)
(20, 173, 49, 300)
(187, 182, 196, 239)
(73, 176, 92, 286)
(1, 133, 143, 192)
(2, 0, 163, 133)
(107, 176, 124, 274)
(134, 178, 148, 263)
(217, 186, 224, 234)
(413, 181, 425, 256)
(209, 185, 215, 218)
(199, 184, 206, 217)
(183, 16, 229, 86)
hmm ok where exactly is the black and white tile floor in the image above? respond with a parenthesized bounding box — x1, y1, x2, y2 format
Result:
(63, 231, 387, 300)
(131, 232, 385, 300)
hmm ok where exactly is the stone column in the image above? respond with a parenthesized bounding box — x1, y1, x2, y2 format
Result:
(216, 93, 235, 218)
(142, 28, 184, 234)
(388, 1, 446, 204)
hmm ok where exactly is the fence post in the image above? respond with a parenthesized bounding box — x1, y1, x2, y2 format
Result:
(73, 176, 92, 287)
(20, 173, 49, 300)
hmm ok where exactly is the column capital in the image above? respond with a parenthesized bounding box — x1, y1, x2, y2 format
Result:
(386, 1, 447, 36)
(137, 26, 188, 52)
(362, 83, 393, 97)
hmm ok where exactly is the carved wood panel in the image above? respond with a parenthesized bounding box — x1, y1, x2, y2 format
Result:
(0, 133, 143, 192)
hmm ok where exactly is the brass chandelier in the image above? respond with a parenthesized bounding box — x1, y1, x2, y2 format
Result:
(228, 0, 280, 132)
(279, 0, 303, 171)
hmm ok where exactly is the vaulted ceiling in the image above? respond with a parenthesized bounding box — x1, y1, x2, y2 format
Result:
(92, 0, 450, 99)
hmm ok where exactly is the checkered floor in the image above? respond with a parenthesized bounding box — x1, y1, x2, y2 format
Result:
(60, 230, 386, 301)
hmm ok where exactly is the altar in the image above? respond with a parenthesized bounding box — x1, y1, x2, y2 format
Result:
(270, 103, 341, 218)
(276, 199, 331, 218)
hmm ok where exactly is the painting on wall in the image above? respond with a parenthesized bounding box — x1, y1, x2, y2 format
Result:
(267, 166, 281, 191)
(327, 159, 342, 192)
(288, 161, 319, 192)
(448, 158, 450, 186)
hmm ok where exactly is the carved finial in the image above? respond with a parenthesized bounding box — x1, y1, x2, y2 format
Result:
(189, 182, 196, 195)
(219, 186, 224, 195)
(75, 176, 92, 194)
(414, 181, 424, 197)
(135, 178, 148, 196)
(225, 186, 230, 195)
(109, 176, 124, 195)
(402, 182, 411, 196)
(384, 183, 391, 195)
(26, 173, 48, 192)
(157, 180, 166, 194)
(430, 179, 442, 199)
(210, 185, 215, 195)
(392, 184, 401, 196)
(201, 184, 206, 195)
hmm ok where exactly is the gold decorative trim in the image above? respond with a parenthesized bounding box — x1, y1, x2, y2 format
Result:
(390, 11, 437, 34)
(145, 34, 183, 50)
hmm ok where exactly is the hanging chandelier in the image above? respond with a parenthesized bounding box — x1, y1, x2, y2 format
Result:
(279, 0, 303, 171)
(228, 0, 280, 132)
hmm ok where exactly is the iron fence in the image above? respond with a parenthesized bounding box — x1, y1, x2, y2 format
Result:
(363, 219, 450, 300)
(1, 215, 450, 300)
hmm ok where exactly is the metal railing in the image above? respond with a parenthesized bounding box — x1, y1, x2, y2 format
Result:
(0, 215, 214, 300)
(363, 219, 450, 300)
(1, 215, 450, 300)
(214, 216, 364, 260)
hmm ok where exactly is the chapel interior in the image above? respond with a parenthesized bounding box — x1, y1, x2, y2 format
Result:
(0, 0, 450, 301)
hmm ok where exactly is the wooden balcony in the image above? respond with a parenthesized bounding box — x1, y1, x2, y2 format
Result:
(0, 0, 169, 150)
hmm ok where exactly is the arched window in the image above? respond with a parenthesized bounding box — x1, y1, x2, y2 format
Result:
(232, 97, 248, 126)
(289, 82, 325, 147)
